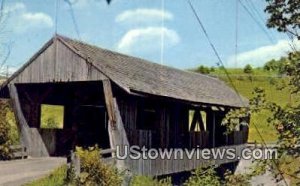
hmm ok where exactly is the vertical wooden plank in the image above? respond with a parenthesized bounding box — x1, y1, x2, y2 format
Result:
(103, 79, 116, 127)
(102, 79, 130, 171)
(8, 84, 49, 157)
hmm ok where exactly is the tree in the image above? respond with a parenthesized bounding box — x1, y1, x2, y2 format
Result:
(243, 64, 253, 74)
(263, 58, 286, 74)
(195, 65, 211, 74)
(254, 1, 300, 183)
(0, 100, 12, 160)
(0, 0, 11, 75)
(265, 0, 300, 39)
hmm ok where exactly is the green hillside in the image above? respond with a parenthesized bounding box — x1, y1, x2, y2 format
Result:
(209, 68, 295, 143)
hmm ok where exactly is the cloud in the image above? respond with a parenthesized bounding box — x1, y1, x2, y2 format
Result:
(22, 13, 53, 27)
(64, 0, 106, 9)
(117, 27, 180, 54)
(0, 66, 18, 76)
(116, 8, 173, 24)
(5, 2, 53, 33)
(227, 39, 300, 67)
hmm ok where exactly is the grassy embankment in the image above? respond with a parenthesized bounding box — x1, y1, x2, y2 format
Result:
(24, 166, 67, 186)
(210, 68, 297, 143)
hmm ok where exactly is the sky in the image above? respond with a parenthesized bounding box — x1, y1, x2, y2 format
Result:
(0, 0, 298, 75)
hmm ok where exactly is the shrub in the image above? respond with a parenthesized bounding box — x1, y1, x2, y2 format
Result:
(196, 65, 211, 74)
(74, 146, 123, 186)
(130, 176, 171, 186)
(0, 100, 12, 160)
(244, 64, 253, 74)
(184, 166, 221, 186)
(224, 170, 251, 186)
(184, 166, 252, 186)
(269, 78, 278, 85)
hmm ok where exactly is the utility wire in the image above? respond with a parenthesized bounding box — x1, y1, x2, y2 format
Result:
(263, 1, 298, 52)
(187, 1, 289, 185)
(246, 0, 277, 42)
(160, 0, 165, 65)
(238, 0, 275, 44)
(55, 0, 59, 34)
(235, 0, 239, 68)
(64, 0, 81, 40)
(187, 0, 240, 97)
(247, 0, 266, 27)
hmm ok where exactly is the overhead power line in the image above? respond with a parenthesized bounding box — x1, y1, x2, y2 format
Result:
(246, 0, 277, 42)
(238, 0, 275, 44)
(187, 1, 289, 185)
(247, 0, 266, 26)
(55, 0, 59, 34)
(235, 0, 239, 68)
(160, 0, 165, 65)
(64, 0, 81, 40)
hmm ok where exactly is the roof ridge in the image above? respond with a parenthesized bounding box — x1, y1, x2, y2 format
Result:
(56, 34, 222, 83)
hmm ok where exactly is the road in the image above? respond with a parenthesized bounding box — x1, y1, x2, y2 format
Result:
(0, 157, 66, 186)
(236, 156, 289, 186)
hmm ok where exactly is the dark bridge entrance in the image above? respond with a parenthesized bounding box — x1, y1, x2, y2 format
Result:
(9, 81, 111, 157)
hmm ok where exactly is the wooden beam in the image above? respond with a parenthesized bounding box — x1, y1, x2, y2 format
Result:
(102, 80, 129, 170)
(103, 79, 116, 128)
(190, 109, 205, 131)
(8, 83, 49, 157)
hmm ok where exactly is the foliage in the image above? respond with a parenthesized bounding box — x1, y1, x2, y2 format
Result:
(130, 176, 172, 186)
(247, 52, 300, 184)
(74, 146, 123, 186)
(184, 166, 221, 186)
(41, 105, 64, 129)
(243, 64, 253, 74)
(224, 170, 251, 186)
(221, 108, 249, 134)
(265, 0, 300, 39)
(221, 87, 266, 134)
(25, 165, 67, 186)
(44, 118, 60, 129)
(263, 58, 286, 74)
(0, 99, 12, 160)
(195, 65, 211, 74)
(262, 53, 300, 153)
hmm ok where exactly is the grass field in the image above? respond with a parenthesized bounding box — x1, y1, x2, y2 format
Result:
(210, 68, 297, 142)
(24, 166, 67, 186)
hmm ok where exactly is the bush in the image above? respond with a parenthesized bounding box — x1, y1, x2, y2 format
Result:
(269, 78, 278, 85)
(74, 146, 123, 186)
(184, 166, 221, 186)
(196, 65, 211, 74)
(224, 170, 251, 186)
(184, 166, 251, 186)
(0, 100, 12, 160)
(244, 64, 253, 74)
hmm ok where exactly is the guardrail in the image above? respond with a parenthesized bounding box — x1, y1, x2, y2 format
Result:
(10, 145, 28, 159)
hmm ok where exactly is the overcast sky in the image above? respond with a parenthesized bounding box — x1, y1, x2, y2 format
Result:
(1, 0, 298, 74)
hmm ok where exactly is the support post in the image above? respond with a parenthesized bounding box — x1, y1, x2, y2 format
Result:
(102, 80, 129, 170)
(8, 83, 49, 157)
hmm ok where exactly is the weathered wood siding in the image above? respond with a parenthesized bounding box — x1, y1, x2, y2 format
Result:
(126, 144, 245, 176)
(11, 39, 107, 84)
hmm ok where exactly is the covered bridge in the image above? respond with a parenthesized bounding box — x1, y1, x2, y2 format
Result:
(0, 35, 249, 176)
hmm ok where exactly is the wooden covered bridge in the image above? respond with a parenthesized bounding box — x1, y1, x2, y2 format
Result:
(0, 35, 249, 176)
